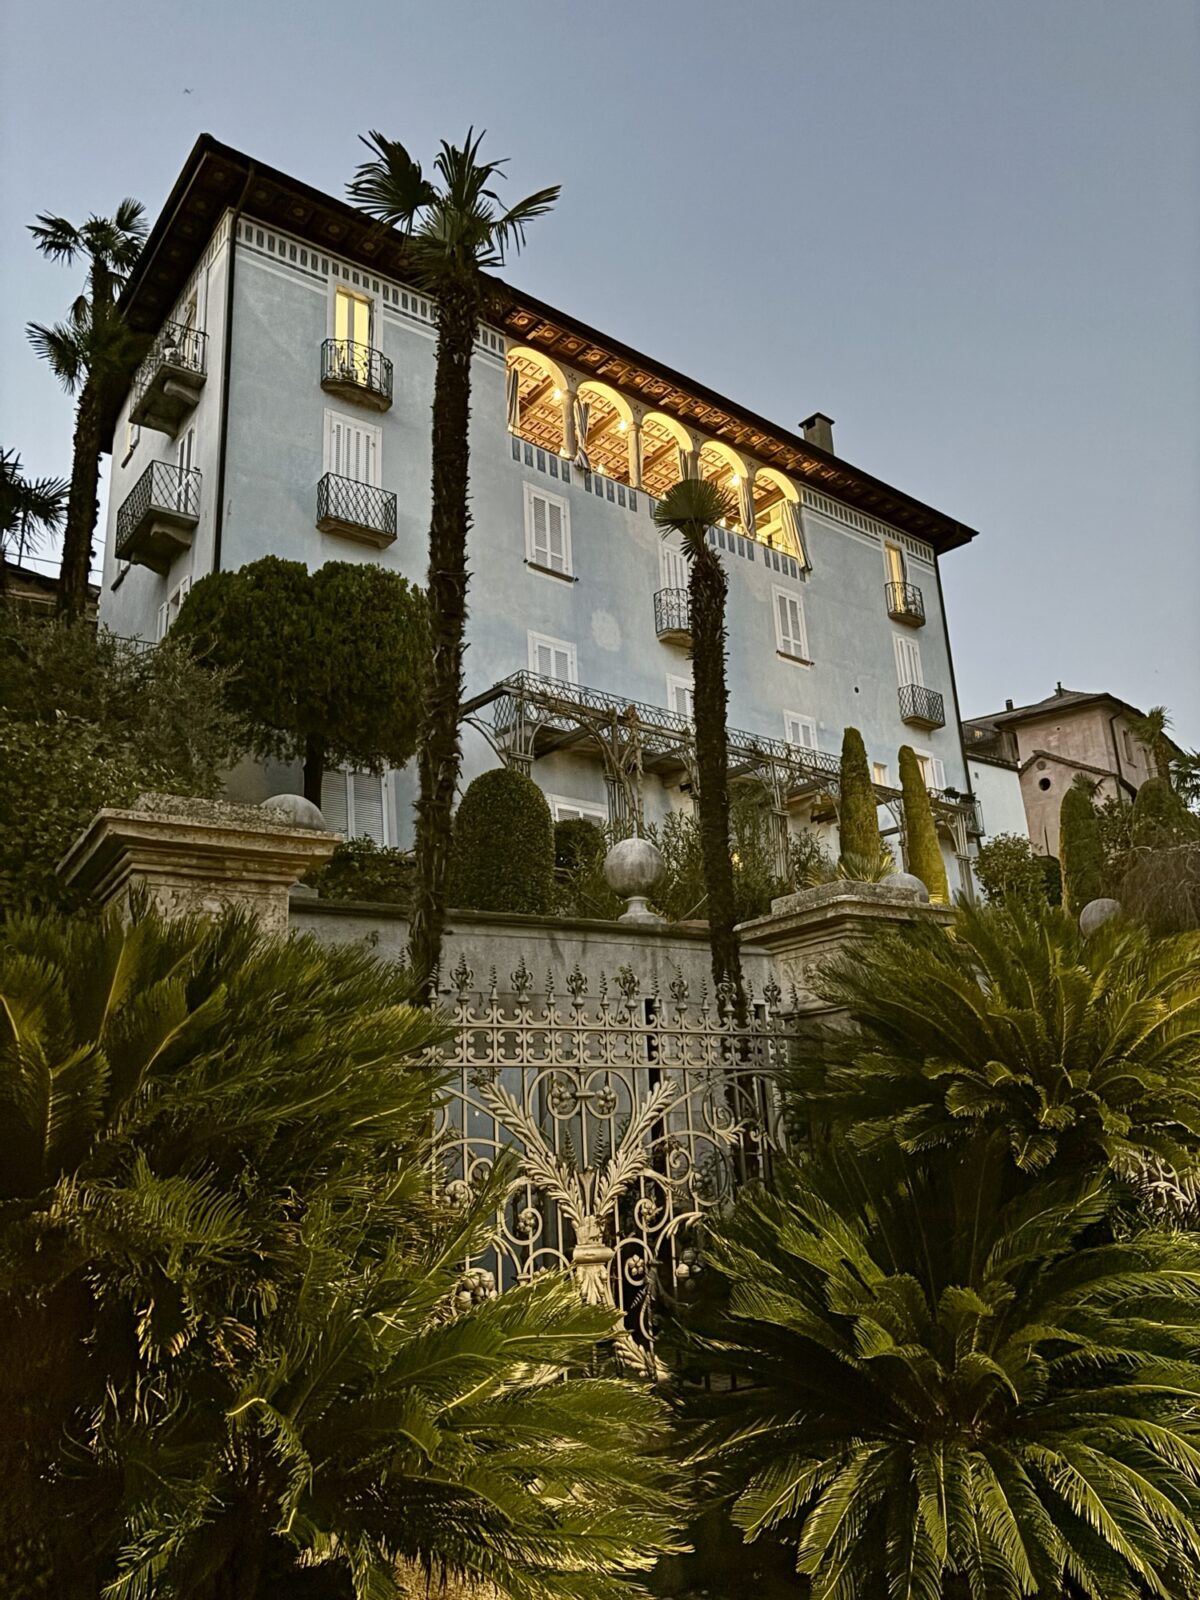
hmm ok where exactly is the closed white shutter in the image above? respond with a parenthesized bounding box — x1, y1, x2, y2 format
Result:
(321, 769, 350, 835)
(526, 487, 569, 573)
(529, 633, 576, 683)
(895, 634, 923, 687)
(157, 600, 170, 641)
(915, 754, 946, 792)
(351, 771, 387, 845)
(775, 590, 808, 659)
(325, 412, 380, 485)
(669, 677, 694, 719)
(660, 538, 689, 591)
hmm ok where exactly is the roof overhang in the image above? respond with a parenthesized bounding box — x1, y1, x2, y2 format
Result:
(114, 133, 980, 554)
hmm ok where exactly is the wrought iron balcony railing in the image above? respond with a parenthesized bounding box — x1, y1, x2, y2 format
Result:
(885, 580, 925, 626)
(654, 587, 691, 644)
(316, 472, 397, 547)
(320, 339, 393, 410)
(130, 320, 208, 434)
(898, 682, 946, 730)
(116, 460, 201, 573)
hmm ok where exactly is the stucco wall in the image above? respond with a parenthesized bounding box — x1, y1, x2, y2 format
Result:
(968, 759, 1028, 844)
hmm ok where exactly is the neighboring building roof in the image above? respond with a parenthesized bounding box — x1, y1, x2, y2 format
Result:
(2, 559, 99, 616)
(1018, 749, 1125, 783)
(967, 685, 1182, 762)
(110, 133, 980, 555)
(965, 749, 1019, 772)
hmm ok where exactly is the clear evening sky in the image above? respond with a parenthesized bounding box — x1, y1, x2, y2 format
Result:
(2, 0, 1197, 740)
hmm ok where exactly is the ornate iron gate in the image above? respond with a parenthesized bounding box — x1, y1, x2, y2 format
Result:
(435, 957, 797, 1366)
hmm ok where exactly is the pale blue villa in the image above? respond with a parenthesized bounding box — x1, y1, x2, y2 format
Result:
(100, 136, 983, 893)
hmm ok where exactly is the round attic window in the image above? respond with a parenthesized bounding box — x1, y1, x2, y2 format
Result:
(1038, 777, 1052, 791)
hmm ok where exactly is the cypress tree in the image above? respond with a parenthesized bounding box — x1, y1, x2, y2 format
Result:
(898, 745, 949, 903)
(838, 727, 882, 873)
(1131, 776, 1196, 847)
(1060, 780, 1109, 913)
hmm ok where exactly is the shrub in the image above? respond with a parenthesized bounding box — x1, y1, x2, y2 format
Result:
(1038, 851, 1063, 905)
(450, 767, 555, 914)
(554, 817, 606, 875)
(974, 831, 1048, 910)
(1132, 775, 1198, 847)
(898, 745, 949, 902)
(1118, 842, 1200, 934)
(305, 835, 414, 904)
(1060, 778, 1109, 913)
(837, 727, 881, 871)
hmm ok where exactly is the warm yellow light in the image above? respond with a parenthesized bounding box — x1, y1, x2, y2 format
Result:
(618, 419, 628, 432)
(730, 473, 742, 486)
(552, 387, 563, 401)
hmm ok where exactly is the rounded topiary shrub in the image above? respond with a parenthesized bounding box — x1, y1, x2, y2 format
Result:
(450, 767, 555, 914)
(554, 817, 606, 875)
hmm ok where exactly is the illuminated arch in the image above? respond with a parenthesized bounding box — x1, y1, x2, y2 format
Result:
(576, 380, 634, 482)
(640, 411, 693, 497)
(697, 440, 752, 529)
(506, 346, 568, 454)
(752, 467, 807, 562)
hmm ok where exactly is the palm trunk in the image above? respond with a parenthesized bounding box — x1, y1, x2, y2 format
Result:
(690, 545, 747, 1024)
(408, 281, 477, 1003)
(303, 732, 327, 806)
(56, 379, 101, 622)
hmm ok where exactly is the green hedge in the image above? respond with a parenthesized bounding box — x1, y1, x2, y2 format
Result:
(450, 768, 555, 914)
(898, 745, 949, 903)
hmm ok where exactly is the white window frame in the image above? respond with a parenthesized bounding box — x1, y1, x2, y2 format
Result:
(523, 482, 573, 577)
(872, 761, 891, 787)
(659, 535, 689, 591)
(527, 631, 577, 684)
(667, 673, 695, 722)
(323, 766, 394, 847)
(548, 795, 608, 825)
(157, 573, 192, 640)
(893, 633, 923, 688)
(913, 749, 946, 791)
(323, 408, 382, 486)
(882, 541, 907, 587)
(783, 711, 818, 751)
(774, 586, 810, 662)
(328, 280, 376, 345)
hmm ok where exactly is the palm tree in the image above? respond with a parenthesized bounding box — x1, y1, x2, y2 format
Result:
(1127, 704, 1175, 784)
(0, 447, 67, 580)
(0, 909, 679, 1599)
(679, 1145, 1200, 1599)
(653, 478, 747, 1020)
(26, 199, 146, 621)
(347, 132, 559, 1002)
(790, 899, 1200, 1181)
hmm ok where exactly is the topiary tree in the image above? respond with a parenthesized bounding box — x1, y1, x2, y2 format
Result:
(1132, 775, 1198, 847)
(974, 831, 1048, 910)
(1059, 777, 1109, 913)
(450, 766, 555, 914)
(554, 816, 606, 876)
(897, 744, 949, 902)
(174, 556, 427, 805)
(837, 727, 882, 874)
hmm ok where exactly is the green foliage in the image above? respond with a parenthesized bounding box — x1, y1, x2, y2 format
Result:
(0, 910, 680, 1598)
(1037, 849, 1063, 905)
(0, 613, 245, 914)
(973, 830, 1049, 910)
(450, 767, 555, 914)
(175, 556, 427, 796)
(837, 726, 881, 871)
(0, 446, 67, 568)
(791, 900, 1200, 1178)
(1059, 776, 1109, 912)
(304, 835, 414, 904)
(1132, 774, 1198, 847)
(677, 1146, 1200, 1599)
(554, 816, 606, 875)
(897, 744, 949, 903)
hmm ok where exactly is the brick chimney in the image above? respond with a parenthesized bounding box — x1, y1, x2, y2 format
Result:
(800, 412, 835, 454)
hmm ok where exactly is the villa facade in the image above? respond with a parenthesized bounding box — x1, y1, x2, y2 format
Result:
(99, 136, 982, 894)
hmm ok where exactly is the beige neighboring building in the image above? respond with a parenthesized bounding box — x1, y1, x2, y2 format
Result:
(963, 686, 1169, 857)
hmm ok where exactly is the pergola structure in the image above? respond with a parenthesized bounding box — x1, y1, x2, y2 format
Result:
(462, 671, 979, 879)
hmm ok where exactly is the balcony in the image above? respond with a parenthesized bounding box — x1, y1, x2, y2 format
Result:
(130, 321, 207, 435)
(654, 587, 691, 646)
(885, 581, 925, 627)
(316, 472, 397, 548)
(115, 461, 201, 573)
(899, 683, 946, 730)
(320, 339, 393, 411)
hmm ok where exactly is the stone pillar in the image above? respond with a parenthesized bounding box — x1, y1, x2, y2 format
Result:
(738, 880, 955, 1019)
(58, 792, 340, 937)
(561, 379, 578, 460)
(628, 417, 643, 489)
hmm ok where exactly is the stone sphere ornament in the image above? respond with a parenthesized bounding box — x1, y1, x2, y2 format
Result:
(604, 835, 666, 924)
(1079, 897, 1121, 936)
(262, 793, 327, 830)
(880, 870, 931, 903)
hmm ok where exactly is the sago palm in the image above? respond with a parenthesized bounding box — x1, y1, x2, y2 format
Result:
(347, 131, 559, 1002)
(678, 1145, 1200, 1600)
(791, 900, 1200, 1179)
(26, 198, 147, 621)
(0, 909, 679, 1599)
(653, 478, 747, 1021)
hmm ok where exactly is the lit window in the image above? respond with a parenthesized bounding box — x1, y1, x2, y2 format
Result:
(334, 285, 372, 347)
(914, 751, 946, 791)
(528, 632, 577, 684)
(872, 761, 890, 786)
(774, 587, 809, 661)
(784, 712, 818, 751)
(524, 483, 572, 575)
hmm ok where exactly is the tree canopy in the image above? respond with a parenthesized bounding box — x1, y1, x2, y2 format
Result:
(174, 556, 428, 804)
